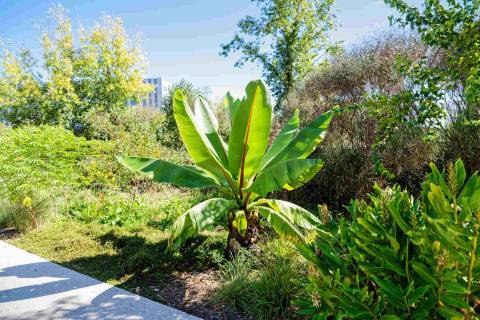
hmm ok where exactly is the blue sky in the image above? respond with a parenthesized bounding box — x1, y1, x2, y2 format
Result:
(0, 0, 421, 99)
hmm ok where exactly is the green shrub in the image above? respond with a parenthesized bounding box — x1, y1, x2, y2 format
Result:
(63, 190, 207, 230)
(278, 145, 375, 212)
(0, 126, 95, 197)
(215, 239, 306, 320)
(297, 159, 480, 319)
(442, 120, 480, 174)
(0, 125, 188, 199)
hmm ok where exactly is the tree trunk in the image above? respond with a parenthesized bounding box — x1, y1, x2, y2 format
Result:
(225, 210, 260, 258)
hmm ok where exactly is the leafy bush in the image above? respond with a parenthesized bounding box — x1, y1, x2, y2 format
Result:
(280, 30, 436, 211)
(0, 5, 152, 129)
(297, 160, 480, 319)
(0, 124, 187, 200)
(215, 240, 306, 320)
(441, 120, 480, 175)
(83, 106, 164, 145)
(0, 125, 97, 197)
(64, 190, 206, 230)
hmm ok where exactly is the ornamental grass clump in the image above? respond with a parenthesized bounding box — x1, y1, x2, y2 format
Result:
(118, 80, 334, 253)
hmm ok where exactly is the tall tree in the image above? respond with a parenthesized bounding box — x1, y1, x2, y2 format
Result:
(220, 0, 336, 110)
(0, 5, 152, 129)
(383, 0, 480, 122)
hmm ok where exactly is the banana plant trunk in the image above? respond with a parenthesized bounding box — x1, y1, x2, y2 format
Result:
(226, 209, 260, 257)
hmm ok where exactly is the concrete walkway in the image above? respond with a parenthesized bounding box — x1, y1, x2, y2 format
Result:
(0, 241, 200, 320)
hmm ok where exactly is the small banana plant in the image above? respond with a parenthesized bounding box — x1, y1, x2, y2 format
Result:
(118, 80, 334, 253)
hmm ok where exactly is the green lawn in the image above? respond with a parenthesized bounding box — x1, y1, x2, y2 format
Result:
(10, 220, 227, 304)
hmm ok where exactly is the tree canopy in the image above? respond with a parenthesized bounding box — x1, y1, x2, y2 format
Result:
(0, 5, 152, 129)
(220, 0, 336, 110)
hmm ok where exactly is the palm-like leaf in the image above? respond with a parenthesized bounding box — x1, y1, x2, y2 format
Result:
(228, 80, 272, 183)
(169, 198, 237, 250)
(224, 92, 241, 129)
(117, 156, 219, 189)
(256, 206, 305, 241)
(194, 96, 229, 166)
(266, 110, 333, 169)
(259, 109, 300, 170)
(173, 90, 228, 182)
(247, 159, 324, 196)
(255, 199, 323, 231)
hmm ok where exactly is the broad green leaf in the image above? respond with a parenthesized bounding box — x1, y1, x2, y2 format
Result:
(266, 110, 333, 168)
(370, 275, 405, 307)
(411, 261, 439, 287)
(117, 156, 219, 189)
(468, 191, 480, 212)
(386, 234, 401, 253)
(459, 172, 479, 199)
(232, 210, 247, 236)
(428, 184, 453, 219)
(294, 242, 322, 265)
(224, 92, 241, 129)
(379, 247, 406, 276)
(169, 198, 237, 250)
(440, 293, 470, 309)
(228, 80, 272, 182)
(257, 199, 323, 231)
(437, 305, 465, 319)
(386, 195, 410, 233)
(443, 281, 467, 295)
(381, 315, 402, 320)
(256, 206, 305, 241)
(173, 89, 227, 182)
(425, 217, 471, 250)
(408, 285, 431, 305)
(454, 159, 466, 192)
(428, 162, 453, 199)
(259, 109, 300, 170)
(247, 158, 324, 196)
(194, 96, 228, 165)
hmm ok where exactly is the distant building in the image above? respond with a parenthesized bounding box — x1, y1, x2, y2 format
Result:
(131, 77, 168, 108)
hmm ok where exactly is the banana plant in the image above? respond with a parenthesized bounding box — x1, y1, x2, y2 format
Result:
(118, 80, 334, 253)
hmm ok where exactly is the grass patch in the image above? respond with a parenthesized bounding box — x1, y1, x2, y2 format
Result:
(10, 219, 227, 302)
(214, 239, 307, 320)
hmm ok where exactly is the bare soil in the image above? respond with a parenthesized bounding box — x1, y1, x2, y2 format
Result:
(154, 270, 249, 320)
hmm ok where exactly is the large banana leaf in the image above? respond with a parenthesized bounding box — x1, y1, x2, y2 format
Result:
(255, 199, 323, 231)
(173, 90, 228, 181)
(224, 92, 241, 129)
(266, 110, 333, 168)
(247, 158, 324, 196)
(259, 109, 300, 170)
(117, 156, 220, 189)
(194, 96, 228, 166)
(228, 80, 272, 183)
(169, 198, 237, 250)
(256, 206, 305, 241)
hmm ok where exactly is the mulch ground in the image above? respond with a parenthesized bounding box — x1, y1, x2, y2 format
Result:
(153, 270, 249, 320)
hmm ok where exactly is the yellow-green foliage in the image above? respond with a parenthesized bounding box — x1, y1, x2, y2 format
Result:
(0, 124, 189, 201)
(0, 125, 101, 197)
(0, 5, 152, 128)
